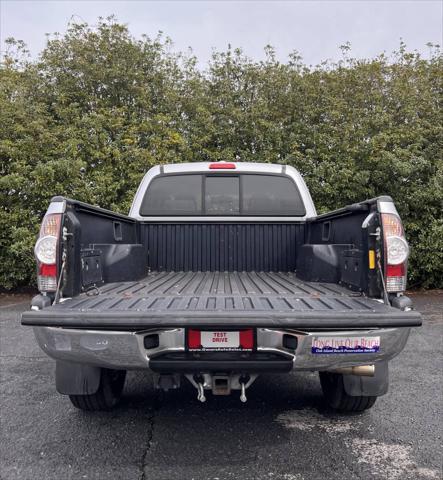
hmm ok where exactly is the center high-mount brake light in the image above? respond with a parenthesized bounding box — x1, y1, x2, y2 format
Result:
(381, 213, 409, 293)
(35, 213, 62, 292)
(209, 163, 236, 169)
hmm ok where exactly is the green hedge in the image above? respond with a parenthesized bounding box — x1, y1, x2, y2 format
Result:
(1, 20, 442, 289)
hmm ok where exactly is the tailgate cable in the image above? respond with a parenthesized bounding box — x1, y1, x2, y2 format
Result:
(53, 252, 66, 305)
(377, 257, 390, 306)
(371, 226, 390, 306)
(53, 225, 72, 305)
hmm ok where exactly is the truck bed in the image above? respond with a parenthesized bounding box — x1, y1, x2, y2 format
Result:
(22, 272, 422, 329)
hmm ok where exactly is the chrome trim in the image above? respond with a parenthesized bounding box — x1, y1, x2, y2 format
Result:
(129, 162, 317, 220)
(34, 328, 146, 369)
(46, 200, 66, 215)
(255, 327, 409, 370)
(33, 327, 185, 370)
(291, 327, 410, 370)
(378, 200, 399, 216)
(33, 326, 410, 372)
(135, 328, 185, 365)
(257, 328, 297, 356)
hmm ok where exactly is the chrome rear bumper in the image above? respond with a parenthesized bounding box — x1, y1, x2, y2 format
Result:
(34, 325, 410, 372)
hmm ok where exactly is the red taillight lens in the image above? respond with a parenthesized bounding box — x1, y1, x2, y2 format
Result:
(381, 213, 409, 292)
(209, 163, 236, 169)
(386, 265, 407, 292)
(39, 264, 57, 276)
(35, 213, 62, 292)
(37, 263, 58, 291)
(386, 264, 405, 277)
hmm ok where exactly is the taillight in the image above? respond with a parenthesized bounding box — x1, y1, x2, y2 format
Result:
(35, 235, 58, 264)
(35, 213, 62, 292)
(381, 213, 409, 292)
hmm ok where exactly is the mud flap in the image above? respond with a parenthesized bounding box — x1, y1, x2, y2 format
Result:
(56, 361, 101, 395)
(342, 361, 389, 397)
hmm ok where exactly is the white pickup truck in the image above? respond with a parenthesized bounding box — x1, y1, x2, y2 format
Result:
(22, 162, 421, 411)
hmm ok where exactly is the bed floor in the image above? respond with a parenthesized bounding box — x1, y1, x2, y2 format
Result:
(51, 271, 389, 315)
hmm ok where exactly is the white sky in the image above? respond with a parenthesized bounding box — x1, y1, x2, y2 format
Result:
(1, 1, 442, 66)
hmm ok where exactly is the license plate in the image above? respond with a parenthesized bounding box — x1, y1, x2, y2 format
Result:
(311, 336, 380, 354)
(201, 331, 239, 348)
(188, 329, 254, 351)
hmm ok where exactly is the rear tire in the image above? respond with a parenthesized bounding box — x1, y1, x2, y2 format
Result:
(319, 372, 377, 412)
(69, 368, 126, 411)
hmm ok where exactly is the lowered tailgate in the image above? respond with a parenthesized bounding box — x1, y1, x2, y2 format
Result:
(21, 271, 422, 330)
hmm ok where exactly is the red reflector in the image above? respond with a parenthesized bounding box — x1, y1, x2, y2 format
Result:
(240, 329, 254, 349)
(188, 330, 201, 349)
(39, 263, 57, 276)
(387, 263, 405, 277)
(209, 163, 236, 169)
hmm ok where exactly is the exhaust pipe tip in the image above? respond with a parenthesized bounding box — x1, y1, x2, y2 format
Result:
(329, 365, 375, 377)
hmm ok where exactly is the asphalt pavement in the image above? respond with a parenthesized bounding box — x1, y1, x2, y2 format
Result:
(1, 293, 442, 480)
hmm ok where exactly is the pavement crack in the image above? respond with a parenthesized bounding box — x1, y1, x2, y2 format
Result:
(139, 414, 155, 480)
(139, 392, 162, 480)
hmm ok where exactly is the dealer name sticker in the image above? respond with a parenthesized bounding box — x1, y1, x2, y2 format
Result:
(311, 336, 380, 354)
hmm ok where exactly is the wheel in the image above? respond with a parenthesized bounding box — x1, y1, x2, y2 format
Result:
(319, 372, 377, 412)
(69, 368, 126, 411)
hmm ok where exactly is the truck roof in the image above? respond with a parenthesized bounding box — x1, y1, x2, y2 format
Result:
(161, 161, 285, 174)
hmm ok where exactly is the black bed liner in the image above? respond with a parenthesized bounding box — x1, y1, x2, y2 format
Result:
(21, 271, 422, 329)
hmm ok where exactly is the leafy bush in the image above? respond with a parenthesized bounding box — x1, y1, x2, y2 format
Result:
(1, 19, 441, 289)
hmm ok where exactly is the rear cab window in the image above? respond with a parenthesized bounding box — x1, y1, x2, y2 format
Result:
(242, 174, 305, 215)
(140, 175, 202, 215)
(205, 176, 240, 214)
(140, 173, 306, 216)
